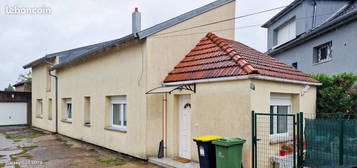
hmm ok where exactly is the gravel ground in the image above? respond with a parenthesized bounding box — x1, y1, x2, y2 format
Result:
(0, 126, 161, 168)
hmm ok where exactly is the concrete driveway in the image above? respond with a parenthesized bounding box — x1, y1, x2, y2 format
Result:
(0, 126, 161, 168)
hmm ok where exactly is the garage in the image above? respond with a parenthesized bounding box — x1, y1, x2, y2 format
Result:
(0, 102, 27, 125)
(0, 91, 31, 126)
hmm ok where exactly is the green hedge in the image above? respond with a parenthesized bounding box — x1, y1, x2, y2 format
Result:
(310, 73, 357, 115)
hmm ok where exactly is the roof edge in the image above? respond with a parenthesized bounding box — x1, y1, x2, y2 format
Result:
(262, 0, 302, 28)
(137, 0, 235, 39)
(164, 74, 321, 86)
(49, 34, 137, 71)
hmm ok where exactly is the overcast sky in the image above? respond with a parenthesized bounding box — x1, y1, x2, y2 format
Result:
(0, 0, 294, 89)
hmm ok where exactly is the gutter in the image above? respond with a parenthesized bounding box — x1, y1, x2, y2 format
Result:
(163, 74, 321, 86)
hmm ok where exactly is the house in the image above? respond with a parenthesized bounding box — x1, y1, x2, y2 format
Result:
(13, 81, 32, 92)
(263, 0, 357, 75)
(147, 32, 319, 167)
(23, 0, 319, 167)
(23, 0, 236, 161)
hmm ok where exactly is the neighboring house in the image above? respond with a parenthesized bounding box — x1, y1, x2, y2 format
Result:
(22, 0, 319, 167)
(23, 0, 236, 161)
(263, 0, 357, 75)
(0, 91, 31, 126)
(148, 32, 319, 167)
(13, 81, 32, 92)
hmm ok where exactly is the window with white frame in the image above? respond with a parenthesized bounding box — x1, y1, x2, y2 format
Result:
(270, 94, 292, 135)
(65, 99, 72, 121)
(314, 42, 332, 64)
(111, 96, 127, 130)
(275, 19, 296, 46)
(37, 99, 43, 118)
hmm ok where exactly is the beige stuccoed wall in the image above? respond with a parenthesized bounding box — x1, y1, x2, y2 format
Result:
(31, 62, 56, 132)
(165, 79, 316, 168)
(54, 40, 148, 159)
(30, 1, 237, 159)
(249, 79, 316, 168)
(145, 1, 236, 156)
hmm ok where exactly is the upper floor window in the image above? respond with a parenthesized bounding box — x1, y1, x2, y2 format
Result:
(275, 19, 296, 46)
(314, 42, 332, 64)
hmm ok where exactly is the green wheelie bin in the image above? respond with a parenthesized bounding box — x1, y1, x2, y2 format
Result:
(212, 138, 246, 168)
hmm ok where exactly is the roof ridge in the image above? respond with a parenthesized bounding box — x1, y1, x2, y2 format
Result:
(206, 32, 258, 74)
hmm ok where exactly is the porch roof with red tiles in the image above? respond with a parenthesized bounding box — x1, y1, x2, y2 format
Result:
(164, 33, 319, 84)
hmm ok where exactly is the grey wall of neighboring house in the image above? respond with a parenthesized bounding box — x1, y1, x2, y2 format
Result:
(272, 20, 357, 75)
(314, 0, 348, 26)
(267, 0, 348, 49)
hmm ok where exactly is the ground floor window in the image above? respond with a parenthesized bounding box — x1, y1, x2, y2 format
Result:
(111, 96, 127, 130)
(270, 94, 291, 135)
(37, 99, 43, 118)
(65, 99, 72, 121)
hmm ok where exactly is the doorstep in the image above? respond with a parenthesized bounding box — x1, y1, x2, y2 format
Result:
(149, 157, 199, 168)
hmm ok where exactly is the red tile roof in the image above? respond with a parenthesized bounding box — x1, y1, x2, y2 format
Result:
(164, 33, 319, 83)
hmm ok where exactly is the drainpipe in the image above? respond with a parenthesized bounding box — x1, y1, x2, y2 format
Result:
(44, 58, 58, 133)
(312, 0, 317, 29)
(163, 93, 168, 157)
(48, 70, 58, 133)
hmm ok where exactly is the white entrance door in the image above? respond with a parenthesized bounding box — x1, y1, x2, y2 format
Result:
(179, 95, 191, 159)
(0, 103, 27, 126)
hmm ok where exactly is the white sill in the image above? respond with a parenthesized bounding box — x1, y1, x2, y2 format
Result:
(36, 116, 43, 119)
(105, 126, 127, 133)
(313, 59, 332, 65)
(270, 133, 293, 144)
(61, 119, 72, 124)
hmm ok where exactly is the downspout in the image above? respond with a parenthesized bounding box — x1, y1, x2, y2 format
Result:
(163, 93, 168, 157)
(312, 0, 317, 29)
(48, 70, 58, 133)
(44, 58, 58, 133)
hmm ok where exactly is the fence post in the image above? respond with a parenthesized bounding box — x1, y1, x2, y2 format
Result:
(338, 112, 344, 165)
(251, 111, 255, 168)
(297, 112, 304, 168)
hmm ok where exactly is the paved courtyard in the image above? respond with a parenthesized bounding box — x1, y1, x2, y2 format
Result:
(0, 126, 161, 168)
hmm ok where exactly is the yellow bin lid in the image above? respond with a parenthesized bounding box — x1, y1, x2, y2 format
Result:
(193, 136, 223, 142)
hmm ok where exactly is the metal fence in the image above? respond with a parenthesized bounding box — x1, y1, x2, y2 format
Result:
(252, 111, 357, 168)
(303, 112, 357, 167)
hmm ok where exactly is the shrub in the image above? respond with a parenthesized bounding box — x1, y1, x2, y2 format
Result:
(310, 73, 357, 115)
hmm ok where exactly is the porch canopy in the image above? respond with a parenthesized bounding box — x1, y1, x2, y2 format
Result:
(146, 84, 196, 94)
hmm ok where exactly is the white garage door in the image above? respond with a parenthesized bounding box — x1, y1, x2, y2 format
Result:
(0, 103, 27, 126)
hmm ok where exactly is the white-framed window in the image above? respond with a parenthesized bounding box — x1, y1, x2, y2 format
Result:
(84, 96, 91, 126)
(37, 99, 43, 118)
(111, 96, 127, 130)
(275, 19, 296, 46)
(314, 42, 332, 64)
(65, 99, 72, 121)
(270, 94, 292, 136)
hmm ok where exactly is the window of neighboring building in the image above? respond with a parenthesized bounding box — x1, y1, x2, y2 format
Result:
(48, 99, 52, 120)
(314, 42, 332, 64)
(292, 62, 298, 69)
(37, 99, 43, 118)
(275, 19, 296, 46)
(84, 97, 91, 126)
(270, 94, 292, 135)
(110, 96, 127, 130)
(65, 99, 72, 121)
